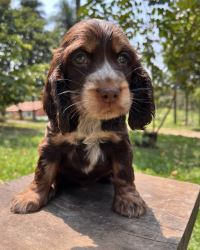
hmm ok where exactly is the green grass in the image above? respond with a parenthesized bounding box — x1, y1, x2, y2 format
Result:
(0, 120, 199, 249)
(130, 131, 200, 184)
(0, 121, 45, 181)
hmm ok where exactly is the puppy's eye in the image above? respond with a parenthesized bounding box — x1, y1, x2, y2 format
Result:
(117, 52, 129, 65)
(73, 52, 89, 65)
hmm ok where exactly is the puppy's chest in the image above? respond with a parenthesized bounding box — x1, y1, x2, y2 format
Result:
(76, 117, 103, 174)
(65, 116, 119, 174)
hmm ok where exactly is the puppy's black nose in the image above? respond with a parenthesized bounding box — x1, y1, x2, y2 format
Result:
(98, 87, 120, 103)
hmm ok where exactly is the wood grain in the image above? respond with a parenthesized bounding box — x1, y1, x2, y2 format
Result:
(0, 173, 199, 250)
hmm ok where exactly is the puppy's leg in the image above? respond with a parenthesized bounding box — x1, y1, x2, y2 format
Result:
(112, 142, 146, 218)
(11, 144, 59, 214)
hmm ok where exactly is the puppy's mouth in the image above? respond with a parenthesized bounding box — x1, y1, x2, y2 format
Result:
(79, 81, 132, 120)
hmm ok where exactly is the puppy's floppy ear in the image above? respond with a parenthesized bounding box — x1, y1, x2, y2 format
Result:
(55, 79, 72, 133)
(128, 61, 155, 130)
(43, 48, 72, 134)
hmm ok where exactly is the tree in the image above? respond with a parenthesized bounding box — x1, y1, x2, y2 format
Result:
(79, 1, 141, 40)
(158, 0, 200, 125)
(20, 0, 43, 15)
(76, 0, 81, 20)
(50, 0, 76, 40)
(21, 1, 54, 97)
(0, 0, 54, 116)
(0, 0, 28, 114)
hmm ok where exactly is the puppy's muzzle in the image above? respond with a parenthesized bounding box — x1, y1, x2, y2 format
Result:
(97, 87, 120, 103)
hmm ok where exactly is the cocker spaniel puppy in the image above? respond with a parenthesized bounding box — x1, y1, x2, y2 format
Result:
(11, 19, 155, 218)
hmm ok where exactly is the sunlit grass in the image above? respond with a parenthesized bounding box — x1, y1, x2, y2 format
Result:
(130, 131, 200, 184)
(0, 121, 45, 180)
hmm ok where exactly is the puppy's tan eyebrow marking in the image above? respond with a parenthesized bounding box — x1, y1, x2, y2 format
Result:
(68, 35, 98, 52)
(63, 40, 97, 62)
(111, 33, 131, 54)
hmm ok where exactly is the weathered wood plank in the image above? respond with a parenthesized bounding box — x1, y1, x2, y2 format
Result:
(0, 173, 199, 250)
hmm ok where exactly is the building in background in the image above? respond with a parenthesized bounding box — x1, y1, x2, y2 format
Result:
(6, 101, 46, 121)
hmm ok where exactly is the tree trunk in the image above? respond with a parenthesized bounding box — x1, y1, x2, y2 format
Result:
(185, 91, 189, 126)
(32, 96, 36, 121)
(0, 109, 6, 122)
(32, 110, 36, 121)
(76, 0, 80, 21)
(156, 94, 174, 134)
(152, 117, 156, 132)
(18, 110, 23, 120)
(1, 109, 6, 117)
(139, 95, 174, 148)
(190, 103, 194, 124)
(173, 86, 177, 124)
(199, 103, 200, 126)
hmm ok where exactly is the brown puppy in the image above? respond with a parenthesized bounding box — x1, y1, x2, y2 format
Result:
(11, 19, 155, 218)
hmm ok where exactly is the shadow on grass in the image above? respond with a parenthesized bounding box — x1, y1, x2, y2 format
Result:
(0, 125, 42, 135)
(193, 128, 200, 132)
(0, 125, 44, 149)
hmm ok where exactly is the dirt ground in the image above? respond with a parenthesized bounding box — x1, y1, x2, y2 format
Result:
(159, 128, 200, 139)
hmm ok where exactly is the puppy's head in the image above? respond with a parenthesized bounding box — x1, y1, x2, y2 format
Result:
(43, 19, 155, 133)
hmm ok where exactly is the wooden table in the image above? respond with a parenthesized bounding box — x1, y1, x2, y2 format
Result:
(0, 173, 199, 250)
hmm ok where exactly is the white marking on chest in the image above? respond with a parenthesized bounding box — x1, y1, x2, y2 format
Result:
(77, 115, 103, 174)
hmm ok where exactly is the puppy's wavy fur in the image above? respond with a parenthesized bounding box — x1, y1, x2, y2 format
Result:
(11, 19, 155, 217)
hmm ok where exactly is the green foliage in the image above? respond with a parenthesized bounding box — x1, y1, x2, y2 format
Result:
(80, 0, 141, 38)
(158, 0, 200, 93)
(20, 0, 43, 11)
(0, 0, 54, 113)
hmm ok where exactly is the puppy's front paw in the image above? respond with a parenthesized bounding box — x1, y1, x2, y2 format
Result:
(10, 189, 43, 214)
(113, 190, 146, 218)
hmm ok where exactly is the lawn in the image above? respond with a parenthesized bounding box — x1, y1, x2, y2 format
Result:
(129, 131, 200, 184)
(0, 120, 199, 249)
(0, 121, 45, 181)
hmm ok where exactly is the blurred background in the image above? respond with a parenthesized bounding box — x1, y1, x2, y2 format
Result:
(0, 0, 199, 248)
